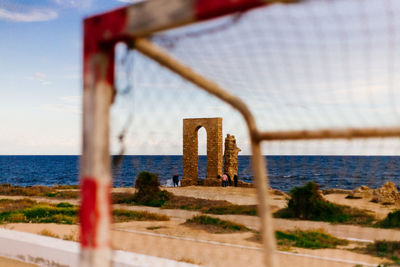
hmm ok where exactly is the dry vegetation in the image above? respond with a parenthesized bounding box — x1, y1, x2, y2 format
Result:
(185, 215, 250, 233)
(163, 194, 257, 216)
(0, 198, 169, 224)
(274, 182, 375, 225)
(353, 240, 400, 265)
(0, 184, 79, 199)
(249, 229, 349, 250)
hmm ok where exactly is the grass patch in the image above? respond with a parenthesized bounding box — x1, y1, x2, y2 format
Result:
(113, 209, 169, 222)
(0, 184, 53, 197)
(162, 195, 257, 216)
(0, 198, 37, 212)
(354, 240, 400, 265)
(179, 258, 200, 264)
(0, 199, 77, 224)
(38, 229, 59, 238)
(205, 204, 257, 216)
(185, 215, 249, 233)
(276, 230, 348, 249)
(112, 192, 136, 204)
(45, 190, 80, 199)
(274, 182, 375, 225)
(0, 199, 169, 224)
(146, 226, 166, 230)
(62, 234, 75, 241)
(249, 229, 348, 250)
(56, 202, 74, 208)
(52, 185, 79, 190)
(0, 183, 257, 217)
(0, 184, 79, 199)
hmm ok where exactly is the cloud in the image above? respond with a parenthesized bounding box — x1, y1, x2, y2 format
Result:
(115, 0, 143, 3)
(61, 95, 81, 105)
(25, 72, 52, 85)
(52, 0, 93, 9)
(0, 7, 57, 22)
(40, 95, 81, 114)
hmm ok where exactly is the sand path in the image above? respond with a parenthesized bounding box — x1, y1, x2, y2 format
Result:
(1, 186, 399, 266)
(3, 222, 383, 267)
(0, 256, 38, 267)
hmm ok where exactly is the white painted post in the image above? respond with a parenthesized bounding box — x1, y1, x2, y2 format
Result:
(81, 46, 114, 266)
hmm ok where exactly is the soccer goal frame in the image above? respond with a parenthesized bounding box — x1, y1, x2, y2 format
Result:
(81, 0, 400, 266)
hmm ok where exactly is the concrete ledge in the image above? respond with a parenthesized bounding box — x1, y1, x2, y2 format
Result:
(0, 228, 199, 267)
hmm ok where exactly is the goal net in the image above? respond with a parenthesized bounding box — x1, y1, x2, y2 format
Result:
(82, 0, 400, 266)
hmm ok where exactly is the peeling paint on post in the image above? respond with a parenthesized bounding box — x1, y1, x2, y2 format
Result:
(81, 10, 126, 266)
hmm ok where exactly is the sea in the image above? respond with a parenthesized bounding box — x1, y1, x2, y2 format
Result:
(0, 155, 399, 192)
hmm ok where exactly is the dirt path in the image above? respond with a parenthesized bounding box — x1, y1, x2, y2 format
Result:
(0, 256, 38, 267)
(323, 193, 398, 220)
(3, 223, 383, 267)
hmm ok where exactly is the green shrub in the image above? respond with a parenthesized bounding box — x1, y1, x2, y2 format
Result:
(276, 230, 348, 249)
(274, 182, 343, 221)
(274, 182, 374, 225)
(377, 210, 400, 228)
(133, 171, 170, 207)
(56, 202, 74, 208)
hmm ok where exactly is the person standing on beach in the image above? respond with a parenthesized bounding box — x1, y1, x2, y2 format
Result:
(173, 174, 179, 187)
(234, 174, 238, 187)
(227, 174, 232, 186)
(222, 174, 228, 187)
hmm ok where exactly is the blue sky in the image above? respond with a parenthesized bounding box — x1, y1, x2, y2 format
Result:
(0, 0, 134, 154)
(2, 0, 400, 155)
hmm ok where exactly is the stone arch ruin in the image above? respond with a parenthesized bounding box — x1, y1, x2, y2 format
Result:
(181, 118, 223, 186)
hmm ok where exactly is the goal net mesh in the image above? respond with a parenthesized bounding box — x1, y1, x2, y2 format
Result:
(108, 0, 400, 266)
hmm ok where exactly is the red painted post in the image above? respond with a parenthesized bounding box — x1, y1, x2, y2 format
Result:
(80, 16, 118, 267)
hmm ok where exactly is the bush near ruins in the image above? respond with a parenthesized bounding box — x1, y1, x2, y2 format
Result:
(377, 210, 400, 228)
(275, 181, 344, 221)
(274, 181, 374, 225)
(133, 171, 170, 207)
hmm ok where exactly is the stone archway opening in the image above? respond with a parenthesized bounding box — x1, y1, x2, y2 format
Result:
(197, 126, 207, 180)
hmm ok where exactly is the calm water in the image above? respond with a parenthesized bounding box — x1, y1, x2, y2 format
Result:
(0, 155, 399, 192)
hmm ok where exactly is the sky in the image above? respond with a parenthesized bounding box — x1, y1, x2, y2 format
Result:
(0, 0, 136, 155)
(1, 0, 400, 155)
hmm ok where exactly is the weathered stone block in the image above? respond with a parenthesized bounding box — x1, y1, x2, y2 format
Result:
(372, 181, 400, 205)
(203, 178, 221, 187)
(223, 134, 241, 179)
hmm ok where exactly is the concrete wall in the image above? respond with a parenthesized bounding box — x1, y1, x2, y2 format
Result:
(0, 228, 198, 267)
